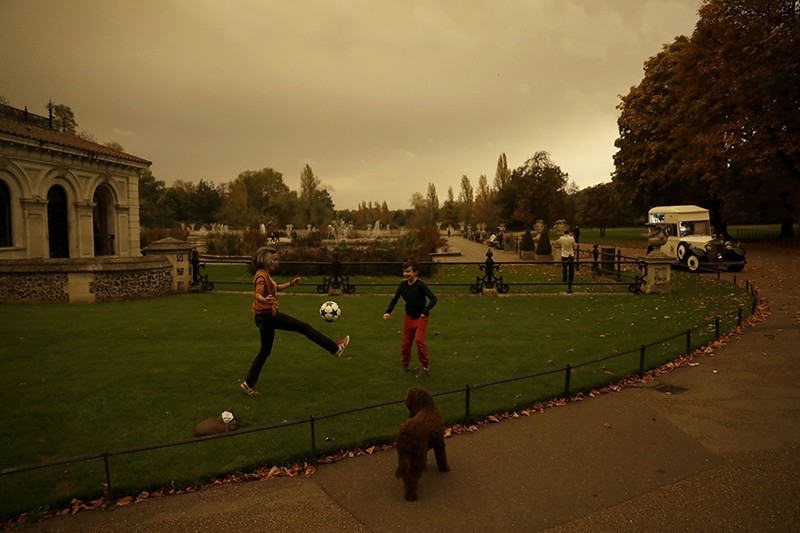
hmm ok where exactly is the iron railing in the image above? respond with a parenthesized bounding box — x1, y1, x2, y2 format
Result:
(191, 246, 648, 294)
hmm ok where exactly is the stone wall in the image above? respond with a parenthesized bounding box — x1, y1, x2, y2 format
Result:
(0, 256, 173, 304)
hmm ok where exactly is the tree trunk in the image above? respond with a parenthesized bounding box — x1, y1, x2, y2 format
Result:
(779, 219, 796, 238)
(716, 221, 729, 240)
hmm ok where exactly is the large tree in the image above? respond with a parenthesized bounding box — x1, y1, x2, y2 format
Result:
(501, 151, 570, 227)
(457, 175, 474, 225)
(493, 152, 512, 191)
(46, 102, 78, 133)
(614, 0, 800, 235)
(187, 180, 223, 225)
(573, 182, 634, 235)
(299, 164, 335, 228)
(473, 174, 499, 228)
(217, 168, 295, 229)
(138, 170, 171, 228)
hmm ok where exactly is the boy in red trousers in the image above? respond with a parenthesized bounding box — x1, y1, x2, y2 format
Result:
(382, 259, 438, 378)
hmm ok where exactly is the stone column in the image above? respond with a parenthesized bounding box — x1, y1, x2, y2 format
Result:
(75, 201, 95, 258)
(21, 197, 48, 258)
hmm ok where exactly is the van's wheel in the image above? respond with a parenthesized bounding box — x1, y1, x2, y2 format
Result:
(677, 242, 689, 261)
(686, 254, 700, 271)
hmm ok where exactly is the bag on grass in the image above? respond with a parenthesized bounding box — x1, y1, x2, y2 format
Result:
(194, 410, 238, 437)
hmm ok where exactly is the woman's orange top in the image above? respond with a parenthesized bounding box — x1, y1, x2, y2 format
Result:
(252, 269, 278, 315)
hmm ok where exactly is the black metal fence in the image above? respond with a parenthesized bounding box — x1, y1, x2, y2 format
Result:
(191, 245, 647, 294)
(1, 273, 760, 515)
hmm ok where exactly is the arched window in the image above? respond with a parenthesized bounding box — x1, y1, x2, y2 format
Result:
(47, 185, 69, 258)
(0, 180, 11, 247)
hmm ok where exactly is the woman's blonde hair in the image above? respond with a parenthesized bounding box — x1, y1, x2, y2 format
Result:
(250, 247, 278, 273)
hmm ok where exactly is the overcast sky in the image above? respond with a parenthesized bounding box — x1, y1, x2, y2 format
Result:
(2, 0, 701, 210)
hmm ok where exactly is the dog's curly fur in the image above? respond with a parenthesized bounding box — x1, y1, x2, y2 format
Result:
(395, 387, 450, 501)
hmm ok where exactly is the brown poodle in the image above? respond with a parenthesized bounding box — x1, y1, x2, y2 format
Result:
(395, 387, 450, 501)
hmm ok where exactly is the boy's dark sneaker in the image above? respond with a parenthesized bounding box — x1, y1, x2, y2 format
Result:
(416, 367, 429, 378)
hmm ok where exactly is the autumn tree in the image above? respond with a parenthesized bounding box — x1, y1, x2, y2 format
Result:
(187, 180, 223, 224)
(299, 164, 335, 228)
(424, 182, 440, 226)
(473, 174, 499, 228)
(138, 170, 171, 228)
(493, 152, 512, 191)
(499, 151, 569, 227)
(104, 141, 125, 152)
(438, 186, 460, 229)
(458, 175, 474, 225)
(614, 0, 800, 236)
(217, 168, 296, 229)
(573, 182, 634, 236)
(46, 102, 78, 133)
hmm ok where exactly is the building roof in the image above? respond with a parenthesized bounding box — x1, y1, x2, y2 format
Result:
(649, 205, 708, 214)
(0, 104, 151, 167)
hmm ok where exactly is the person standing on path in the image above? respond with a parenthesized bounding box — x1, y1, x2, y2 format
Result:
(383, 259, 438, 378)
(241, 247, 350, 395)
(558, 229, 576, 294)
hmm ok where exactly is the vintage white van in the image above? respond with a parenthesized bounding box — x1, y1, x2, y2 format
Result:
(647, 205, 746, 272)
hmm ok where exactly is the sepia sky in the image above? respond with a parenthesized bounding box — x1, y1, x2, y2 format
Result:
(1, 0, 701, 210)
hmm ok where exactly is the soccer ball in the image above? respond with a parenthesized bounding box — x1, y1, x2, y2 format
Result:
(319, 300, 341, 322)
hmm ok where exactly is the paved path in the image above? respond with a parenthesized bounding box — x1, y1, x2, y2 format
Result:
(23, 240, 800, 533)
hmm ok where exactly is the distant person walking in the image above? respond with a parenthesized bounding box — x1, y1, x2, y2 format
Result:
(241, 247, 350, 395)
(559, 229, 576, 294)
(383, 259, 438, 378)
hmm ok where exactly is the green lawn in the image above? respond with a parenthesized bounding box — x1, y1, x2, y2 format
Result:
(0, 270, 754, 519)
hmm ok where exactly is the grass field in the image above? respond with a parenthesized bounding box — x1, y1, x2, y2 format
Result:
(0, 266, 755, 520)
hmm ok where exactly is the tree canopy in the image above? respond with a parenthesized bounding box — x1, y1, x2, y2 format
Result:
(613, 0, 800, 234)
(498, 151, 570, 228)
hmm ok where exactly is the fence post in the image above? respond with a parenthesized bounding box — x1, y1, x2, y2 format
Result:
(686, 330, 692, 354)
(738, 306, 743, 326)
(310, 415, 317, 464)
(564, 365, 572, 396)
(464, 385, 471, 423)
(616, 250, 622, 281)
(103, 452, 113, 504)
(638, 345, 646, 377)
(715, 316, 720, 338)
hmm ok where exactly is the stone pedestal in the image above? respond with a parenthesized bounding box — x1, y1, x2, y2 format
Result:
(643, 251, 672, 294)
(481, 288, 498, 297)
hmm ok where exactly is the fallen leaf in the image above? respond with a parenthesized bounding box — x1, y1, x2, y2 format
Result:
(115, 496, 134, 507)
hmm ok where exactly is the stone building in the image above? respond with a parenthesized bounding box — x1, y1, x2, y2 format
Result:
(0, 103, 185, 303)
(0, 103, 150, 260)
